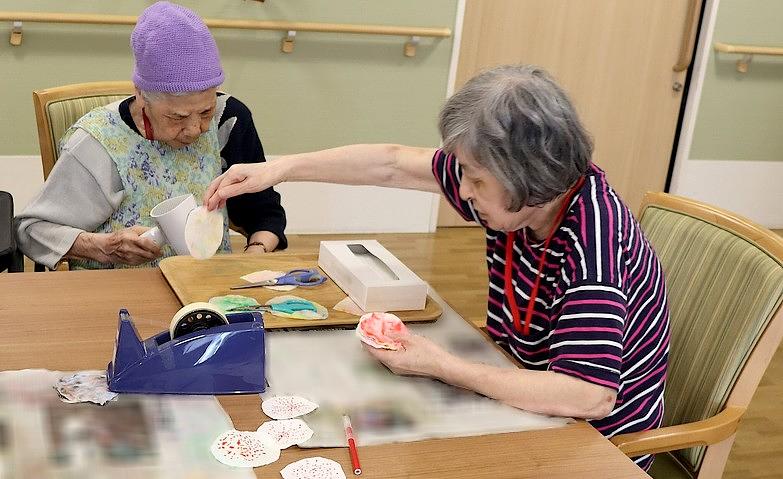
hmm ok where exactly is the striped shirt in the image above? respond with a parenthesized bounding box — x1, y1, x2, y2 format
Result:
(433, 150, 670, 471)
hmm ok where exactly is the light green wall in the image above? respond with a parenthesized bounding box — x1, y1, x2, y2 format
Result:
(0, 0, 456, 156)
(689, 0, 783, 161)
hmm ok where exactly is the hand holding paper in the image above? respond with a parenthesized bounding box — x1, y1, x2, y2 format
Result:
(204, 162, 282, 211)
(363, 332, 453, 378)
(357, 312, 452, 378)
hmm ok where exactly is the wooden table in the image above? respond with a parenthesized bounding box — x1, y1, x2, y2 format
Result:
(0, 268, 649, 478)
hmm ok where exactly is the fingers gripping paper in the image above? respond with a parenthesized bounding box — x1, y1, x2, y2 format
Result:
(280, 457, 347, 479)
(256, 419, 314, 449)
(262, 396, 319, 420)
(355, 312, 409, 350)
(210, 429, 281, 468)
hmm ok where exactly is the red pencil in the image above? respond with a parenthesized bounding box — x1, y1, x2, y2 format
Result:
(342, 414, 362, 475)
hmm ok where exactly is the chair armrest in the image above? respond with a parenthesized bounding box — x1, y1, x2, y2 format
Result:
(610, 406, 745, 456)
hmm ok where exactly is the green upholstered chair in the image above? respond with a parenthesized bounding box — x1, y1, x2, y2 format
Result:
(33, 81, 135, 181)
(610, 192, 783, 479)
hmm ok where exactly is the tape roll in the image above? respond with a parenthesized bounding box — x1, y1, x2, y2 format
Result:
(170, 302, 229, 339)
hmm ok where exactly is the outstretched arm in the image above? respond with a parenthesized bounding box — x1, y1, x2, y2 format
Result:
(205, 144, 440, 210)
(365, 334, 617, 420)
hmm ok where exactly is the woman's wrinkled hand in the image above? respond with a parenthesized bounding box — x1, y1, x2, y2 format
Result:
(362, 332, 451, 378)
(204, 163, 280, 211)
(94, 226, 162, 265)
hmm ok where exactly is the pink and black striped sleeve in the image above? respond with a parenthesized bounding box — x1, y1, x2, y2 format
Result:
(548, 179, 628, 390)
(431, 149, 481, 223)
(548, 282, 627, 390)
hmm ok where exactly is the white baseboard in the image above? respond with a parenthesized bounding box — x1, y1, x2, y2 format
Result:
(669, 159, 783, 228)
(0, 155, 438, 233)
(0, 156, 43, 214)
(277, 182, 437, 233)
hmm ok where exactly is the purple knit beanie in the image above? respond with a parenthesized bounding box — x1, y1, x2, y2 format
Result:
(131, 1, 224, 93)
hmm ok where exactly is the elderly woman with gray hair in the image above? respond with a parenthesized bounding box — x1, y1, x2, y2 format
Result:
(205, 65, 670, 471)
(16, 2, 286, 269)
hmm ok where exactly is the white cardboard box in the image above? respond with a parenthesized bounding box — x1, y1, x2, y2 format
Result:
(318, 240, 427, 312)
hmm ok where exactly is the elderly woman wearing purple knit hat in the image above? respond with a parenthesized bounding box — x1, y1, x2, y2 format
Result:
(15, 1, 286, 269)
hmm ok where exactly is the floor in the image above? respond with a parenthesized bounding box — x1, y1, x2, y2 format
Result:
(20, 227, 783, 477)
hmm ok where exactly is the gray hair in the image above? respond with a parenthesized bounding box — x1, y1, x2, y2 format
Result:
(439, 65, 593, 210)
(139, 89, 206, 103)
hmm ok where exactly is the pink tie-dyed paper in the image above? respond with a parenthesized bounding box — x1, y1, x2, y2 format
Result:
(355, 312, 409, 350)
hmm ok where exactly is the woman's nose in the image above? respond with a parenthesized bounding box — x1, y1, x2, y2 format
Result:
(200, 117, 210, 134)
(458, 179, 473, 201)
(184, 117, 201, 136)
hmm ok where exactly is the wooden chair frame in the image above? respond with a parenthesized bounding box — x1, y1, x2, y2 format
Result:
(611, 192, 783, 478)
(33, 80, 135, 180)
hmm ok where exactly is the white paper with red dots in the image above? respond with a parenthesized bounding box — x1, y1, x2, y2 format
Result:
(262, 395, 319, 420)
(257, 419, 314, 449)
(210, 429, 280, 468)
(279, 457, 347, 479)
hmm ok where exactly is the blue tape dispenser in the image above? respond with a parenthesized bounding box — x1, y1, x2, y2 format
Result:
(107, 302, 265, 395)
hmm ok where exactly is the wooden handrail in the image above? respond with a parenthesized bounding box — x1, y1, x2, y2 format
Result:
(0, 11, 451, 55)
(673, 0, 703, 72)
(714, 41, 783, 56)
(714, 41, 783, 73)
(0, 11, 451, 37)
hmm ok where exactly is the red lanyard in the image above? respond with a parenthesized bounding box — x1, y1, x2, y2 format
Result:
(504, 176, 585, 335)
(142, 107, 155, 141)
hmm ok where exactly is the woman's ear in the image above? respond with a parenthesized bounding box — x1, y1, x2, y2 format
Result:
(133, 87, 146, 108)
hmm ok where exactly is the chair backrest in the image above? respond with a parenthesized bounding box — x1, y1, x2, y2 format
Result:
(33, 81, 135, 180)
(638, 192, 783, 476)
